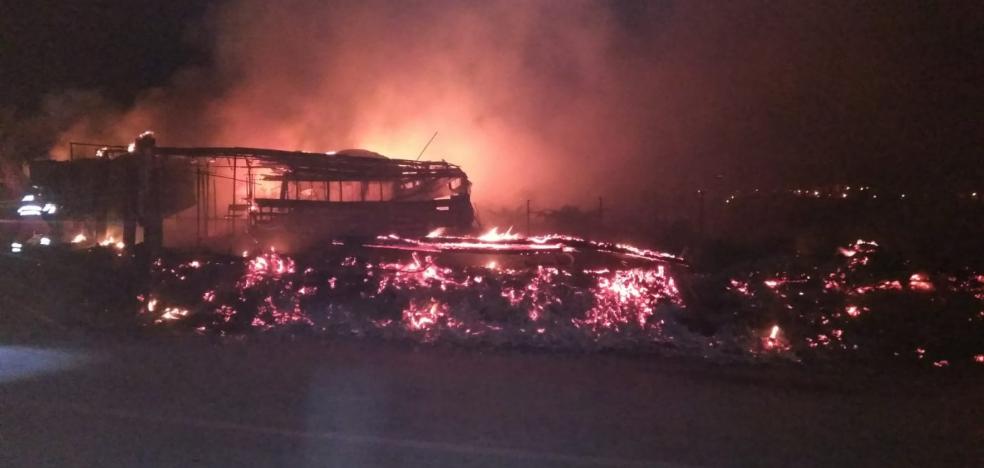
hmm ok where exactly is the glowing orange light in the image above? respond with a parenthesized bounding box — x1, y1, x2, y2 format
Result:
(156, 307, 188, 323)
(909, 273, 934, 292)
(478, 226, 521, 242)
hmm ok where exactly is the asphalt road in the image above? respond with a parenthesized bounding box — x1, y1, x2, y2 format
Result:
(0, 337, 980, 467)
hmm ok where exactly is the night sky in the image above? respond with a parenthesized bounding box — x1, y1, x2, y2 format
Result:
(2, 0, 982, 200)
(0, 0, 212, 111)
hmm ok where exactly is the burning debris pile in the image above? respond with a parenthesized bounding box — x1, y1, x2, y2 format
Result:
(138, 233, 984, 365)
(141, 229, 696, 352)
(711, 239, 984, 366)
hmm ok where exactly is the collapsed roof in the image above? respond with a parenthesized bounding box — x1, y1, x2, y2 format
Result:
(155, 146, 468, 182)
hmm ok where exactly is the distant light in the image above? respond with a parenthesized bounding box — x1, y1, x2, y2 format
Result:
(10, 242, 22, 253)
(39, 237, 51, 246)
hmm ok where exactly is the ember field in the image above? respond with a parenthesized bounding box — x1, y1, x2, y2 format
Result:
(2, 230, 982, 368)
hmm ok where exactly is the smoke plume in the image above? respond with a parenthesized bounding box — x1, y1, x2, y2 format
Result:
(50, 0, 984, 205)
(50, 1, 670, 205)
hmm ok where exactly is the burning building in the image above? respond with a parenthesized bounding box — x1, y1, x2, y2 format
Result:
(22, 132, 474, 251)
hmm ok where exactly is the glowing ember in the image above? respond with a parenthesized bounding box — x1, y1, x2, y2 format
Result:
(909, 273, 934, 292)
(156, 307, 189, 323)
(139, 233, 982, 365)
(240, 251, 296, 288)
(762, 324, 789, 352)
(403, 300, 446, 333)
(144, 233, 686, 351)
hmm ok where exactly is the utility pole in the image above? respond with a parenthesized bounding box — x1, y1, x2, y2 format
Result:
(526, 199, 531, 235)
(136, 132, 163, 256)
(416, 131, 438, 161)
(696, 188, 705, 241)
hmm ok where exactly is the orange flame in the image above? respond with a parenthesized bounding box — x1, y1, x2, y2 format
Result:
(477, 227, 521, 242)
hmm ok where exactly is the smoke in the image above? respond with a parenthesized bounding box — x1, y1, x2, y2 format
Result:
(51, 0, 678, 206)
(48, 0, 984, 205)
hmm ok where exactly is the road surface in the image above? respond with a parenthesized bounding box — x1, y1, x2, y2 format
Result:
(0, 337, 981, 467)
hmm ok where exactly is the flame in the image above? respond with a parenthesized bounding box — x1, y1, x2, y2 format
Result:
(71, 233, 87, 243)
(98, 235, 125, 250)
(762, 324, 786, 351)
(477, 227, 521, 242)
(426, 227, 446, 238)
